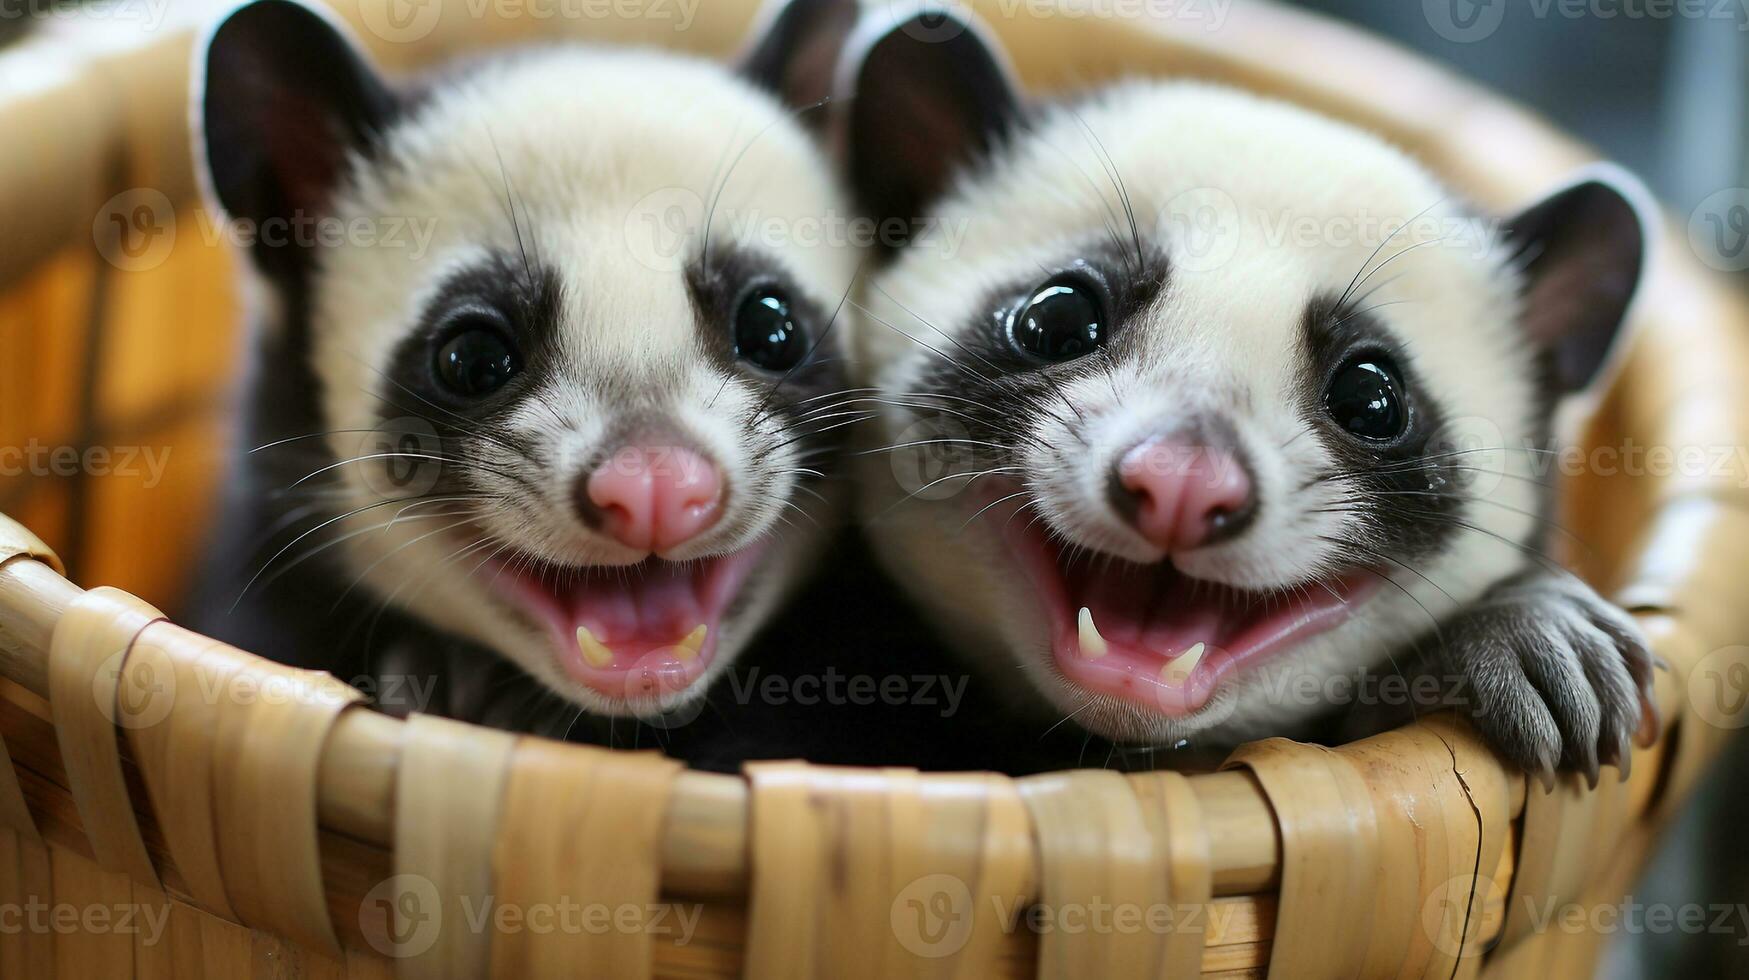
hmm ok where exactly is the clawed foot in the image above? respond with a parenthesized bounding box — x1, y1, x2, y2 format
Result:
(1440, 571, 1659, 789)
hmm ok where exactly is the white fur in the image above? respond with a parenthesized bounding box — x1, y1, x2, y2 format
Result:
(856, 81, 1551, 746)
(302, 47, 861, 714)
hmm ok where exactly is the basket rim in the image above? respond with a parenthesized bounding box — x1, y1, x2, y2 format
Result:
(3, 0, 1747, 971)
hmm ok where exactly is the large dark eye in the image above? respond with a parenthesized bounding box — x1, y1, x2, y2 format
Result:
(734, 288, 806, 371)
(435, 323, 520, 397)
(1010, 280, 1104, 361)
(1325, 356, 1406, 440)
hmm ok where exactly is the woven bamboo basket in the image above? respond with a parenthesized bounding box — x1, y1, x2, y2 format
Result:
(1, 1, 1745, 976)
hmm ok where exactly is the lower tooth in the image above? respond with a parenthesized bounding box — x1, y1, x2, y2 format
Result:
(1077, 607, 1108, 659)
(1161, 642, 1206, 686)
(673, 624, 708, 662)
(576, 626, 614, 668)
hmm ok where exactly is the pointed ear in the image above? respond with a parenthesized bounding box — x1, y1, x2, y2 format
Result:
(1504, 168, 1650, 394)
(739, 0, 860, 115)
(838, 6, 1021, 241)
(196, 0, 396, 279)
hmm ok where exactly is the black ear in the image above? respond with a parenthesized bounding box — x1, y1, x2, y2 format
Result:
(739, 0, 860, 115)
(839, 6, 1021, 243)
(1504, 170, 1649, 393)
(197, 0, 396, 281)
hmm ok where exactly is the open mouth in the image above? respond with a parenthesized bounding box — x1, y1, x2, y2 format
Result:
(993, 499, 1380, 717)
(484, 544, 767, 704)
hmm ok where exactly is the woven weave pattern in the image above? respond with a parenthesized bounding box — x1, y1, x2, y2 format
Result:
(1, 1, 1746, 976)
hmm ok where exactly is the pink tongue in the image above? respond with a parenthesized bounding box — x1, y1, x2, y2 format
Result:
(1078, 560, 1227, 653)
(572, 563, 704, 646)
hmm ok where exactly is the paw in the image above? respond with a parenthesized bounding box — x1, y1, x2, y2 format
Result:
(1440, 572, 1658, 789)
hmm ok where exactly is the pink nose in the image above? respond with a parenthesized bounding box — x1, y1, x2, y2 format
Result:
(1117, 437, 1254, 552)
(583, 446, 723, 553)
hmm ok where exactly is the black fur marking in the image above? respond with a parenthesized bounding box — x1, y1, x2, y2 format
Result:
(910, 237, 1169, 467)
(375, 251, 563, 498)
(202, 0, 404, 295)
(687, 243, 852, 462)
(1296, 295, 1464, 563)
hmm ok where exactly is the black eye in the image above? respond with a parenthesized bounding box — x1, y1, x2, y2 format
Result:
(1010, 280, 1104, 361)
(1325, 356, 1406, 440)
(734, 288, 807, 371)
(435, 323, 520, 397)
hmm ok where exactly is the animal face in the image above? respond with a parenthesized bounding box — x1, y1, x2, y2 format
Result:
(200, 0, 863, 717)
(839, 17, 1643, 748)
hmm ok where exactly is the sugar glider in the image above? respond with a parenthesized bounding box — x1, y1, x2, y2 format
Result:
(187, 0, 866, 731)
(837, 8, 1657, 784)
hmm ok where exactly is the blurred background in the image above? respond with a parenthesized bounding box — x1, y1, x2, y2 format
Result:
(2, 1, 1745, 976)
(1270, 7, 1749, 977)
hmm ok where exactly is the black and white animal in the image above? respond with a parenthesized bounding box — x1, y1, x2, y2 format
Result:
(838, 10, 1658, 784)
(187, 0, 866, 731)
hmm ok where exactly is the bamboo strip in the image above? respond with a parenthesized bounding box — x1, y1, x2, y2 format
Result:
(0, 724, 39, 843)
(392, 713, 517, 978)
(0, 828, 54, 977)
(0, 513, 65, 577)
(121, 622, 240, 919)
(46, 585, 163, 887)
(211, 656, 364, 954)
(1017, 770, 1173, 979)
(1129, 771, 1214, 977)
(1223, 739, 1380, 980)
(487, 741, 683, 979)
(48, 839, 136, 975)
(742, 764, 1035, 979)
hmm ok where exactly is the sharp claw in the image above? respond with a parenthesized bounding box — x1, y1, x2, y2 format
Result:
(1615, 729, 1633, 782)
(1582, 750, 1601, 791)
(1635, 697, 1662, 748)
(1536, 744, 1559, 793)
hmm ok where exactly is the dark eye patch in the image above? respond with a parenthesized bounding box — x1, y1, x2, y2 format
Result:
(378, 251, 560, 466)
(902, 238, 1168, 464)
(1297, 296, 1470, 562)
(686, 245, 852, 462)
